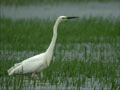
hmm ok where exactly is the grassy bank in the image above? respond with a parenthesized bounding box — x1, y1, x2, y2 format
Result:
(0, 18, 120, 89)
(0, 0, 120, 5)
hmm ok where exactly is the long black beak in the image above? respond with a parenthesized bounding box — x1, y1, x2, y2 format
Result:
(67, 17, 79, 19)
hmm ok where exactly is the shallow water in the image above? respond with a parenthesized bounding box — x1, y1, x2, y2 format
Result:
(0, 37, 119, 62)
(0, 2, 120, 20)
(0, 76, 113, 90)
(0, 37, 119, 90)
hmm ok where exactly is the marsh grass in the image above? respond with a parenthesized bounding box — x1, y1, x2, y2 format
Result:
(0, 18, 119, 51)
(0, 59, 119, 89)
(0, 18, 120, 89)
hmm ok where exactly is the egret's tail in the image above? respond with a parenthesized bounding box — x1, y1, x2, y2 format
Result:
(8, 63, 21, 75)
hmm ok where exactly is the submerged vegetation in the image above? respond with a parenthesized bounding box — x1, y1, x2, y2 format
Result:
(0, 18, 120, 89)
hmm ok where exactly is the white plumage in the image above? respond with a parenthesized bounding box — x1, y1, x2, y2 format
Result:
(8, 16, 78, 77)
(8, 53, 46, 75)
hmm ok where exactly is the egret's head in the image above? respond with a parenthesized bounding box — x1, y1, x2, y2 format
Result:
(58, 16, 78, 21)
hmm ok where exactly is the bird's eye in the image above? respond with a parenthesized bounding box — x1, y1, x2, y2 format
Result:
(63, 17, 67, 19)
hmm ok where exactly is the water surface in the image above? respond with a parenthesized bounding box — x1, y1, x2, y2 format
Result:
(0, 2, 120, 20)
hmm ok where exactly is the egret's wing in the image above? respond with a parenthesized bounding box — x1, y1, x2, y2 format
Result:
(8, 62, 22, 74)
(8, 53, 46, 75)
(22, 59, 45, 73)
(23, 53, 45, 63)
(8, 59, 45, 75)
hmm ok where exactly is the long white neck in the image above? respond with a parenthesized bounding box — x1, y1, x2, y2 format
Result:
(46, 18, 61, 56)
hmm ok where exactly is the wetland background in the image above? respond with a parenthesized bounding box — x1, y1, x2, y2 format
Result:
(0, 0, 120, 90)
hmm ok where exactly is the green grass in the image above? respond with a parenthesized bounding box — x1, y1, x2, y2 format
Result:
(0, 0, 120, 5)
(0, 18, 120, 89)
(0, 18, 119, 51)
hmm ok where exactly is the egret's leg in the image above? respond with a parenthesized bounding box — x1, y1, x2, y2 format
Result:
(32, 72, 35, 78)
(40, 72, 43, 78)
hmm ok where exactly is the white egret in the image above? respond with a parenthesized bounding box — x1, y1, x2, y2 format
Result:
(8, 16, 78, 77)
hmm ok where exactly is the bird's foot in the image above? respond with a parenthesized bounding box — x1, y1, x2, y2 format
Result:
(40, 72, 43, 79)
(32, 72, 35, 79)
